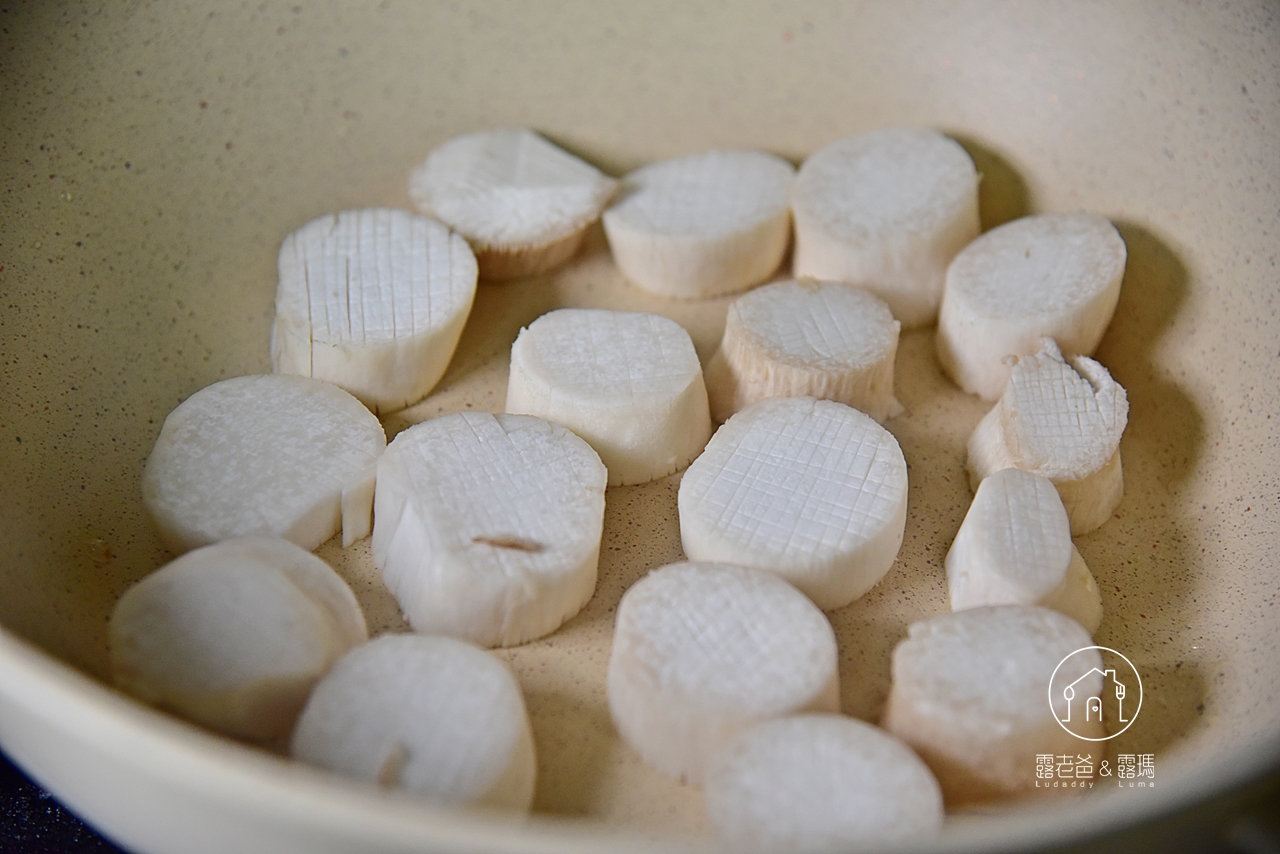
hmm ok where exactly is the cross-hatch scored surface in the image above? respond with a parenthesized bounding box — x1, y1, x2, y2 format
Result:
(700, 410, 903, 555)
(800, 131, 971, 234)
(990, 475, 1064, 580)
(628, 570, 830, 707)
(617, 152, 790, 235)
(533, 312, 697, 398)
(287, 209, 467, 346)
(1008, 355, 1118, 471)
(740, 284, 894, 366)
(397, 416, 592, 570)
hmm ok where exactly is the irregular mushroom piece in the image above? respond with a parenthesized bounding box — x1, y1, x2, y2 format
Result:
(602, 149, 794, 298)
(142, 374, 386, 554)
(882, 605, 1103, 805)
(271, 208, 478, 414)
(791, 127, 980, 328)
(678, 397, 908, 610)
(936, 212, 1126, 400)
(705, 278, 903, 424)
(373, 411, 607, 648)
(109, 536, 368, 742)
(704, 714, 944, 852)
(291, 634, 535, 811)
(607, 561, 839, 786)
(408, 128, 617, 279)
(505, 308, 712, 486)
(967, 338, 1128, 534)
(946, 467, 1103, 633)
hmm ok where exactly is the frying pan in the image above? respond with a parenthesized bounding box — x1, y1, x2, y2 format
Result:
(2, 2, 1277, 851)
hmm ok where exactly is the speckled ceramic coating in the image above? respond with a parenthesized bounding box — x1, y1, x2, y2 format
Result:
(0, 3, 1276, 853)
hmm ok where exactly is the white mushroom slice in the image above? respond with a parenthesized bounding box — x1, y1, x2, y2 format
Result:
(607, 561, 839, 786)
(271, 208, 478, 414)
(704, 278, 903, 424)
(946, 467, 1103, 633)
(882, 605, 1102, 805)
(291, 634, 535, 811)
(602, 149, 794, 299)
(373, 411, 606, 648)
(967, 338, 1128, 534)
(505, 308, 712, 486)
(678, 397, 908, 610)
(109, 536, 367, 742)
(704, 714, 944, 852)
(791, 127, 980, 328)
(408, 128, 617, 279)
(1040, 547, 1105, 636)
(142, 375, 386, 554)
(936, 212, 1127, 400)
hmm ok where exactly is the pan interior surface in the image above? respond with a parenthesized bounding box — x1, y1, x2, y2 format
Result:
(0, 3, 1277, 852)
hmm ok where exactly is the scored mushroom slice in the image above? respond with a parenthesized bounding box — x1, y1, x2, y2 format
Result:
(703, 714, 944, 851)
(408, 127, 618, 279)
(142, 374, 386, 554)
(936, 212, 1127, 400)
(946, 467, 1103, 634)
(791, 127, 980, 329)
(602, 149, 794, 299)
(678, 396, 908, 611)
(505, 308, 712, 486)
(967, 338, 1129, 535)
(109, 536, 368, 742)
(607, 561, 839, 787)
(704, 277, 903, 424)
(291, 634, 535, 811)
(372, 411, 607, 648)
(881, 605, 1103, 805)
(271, 208, 478, 414)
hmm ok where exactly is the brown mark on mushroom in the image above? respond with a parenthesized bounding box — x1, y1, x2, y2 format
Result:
(377, 743, 410, 788)
(471, 535, 544, 553)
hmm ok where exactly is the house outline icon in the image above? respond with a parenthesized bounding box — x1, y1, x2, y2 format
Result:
(1048, 646, 1144, 742)
(1058, 668, 1131, 726)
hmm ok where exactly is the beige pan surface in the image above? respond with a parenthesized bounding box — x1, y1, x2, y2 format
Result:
(1, 2, 1277, 852)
